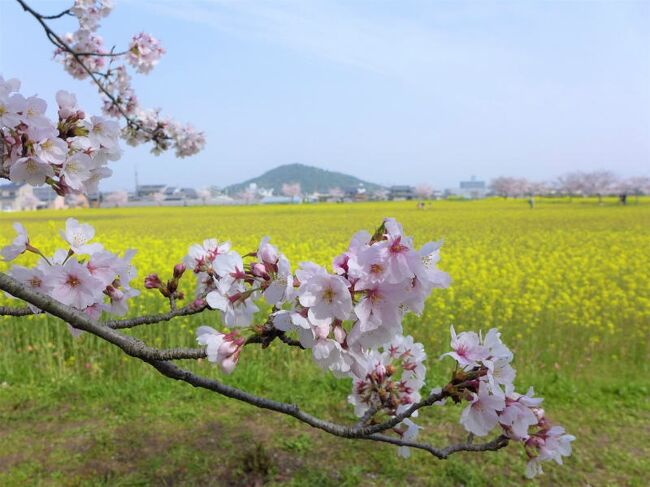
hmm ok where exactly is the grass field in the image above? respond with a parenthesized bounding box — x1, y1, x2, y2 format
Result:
(1, 198, 649, 486)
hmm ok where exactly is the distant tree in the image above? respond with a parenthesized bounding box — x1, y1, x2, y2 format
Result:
(415, 184, 433, 200)
(197, 188, 211, 204)
(620, 176, 650, 203)
(238, 183, 258, 204)
(13, 185, 42, 211)
(105, 190, 128, 207)
(489, 177, 529, 198)
(527, 181, 550, 197)
(581, 171, 618, 203)
(152, 192, 165, 205)
(281, 182, 302, 198)
(556, 172, 585, 199)
(557, 171, 618, 203)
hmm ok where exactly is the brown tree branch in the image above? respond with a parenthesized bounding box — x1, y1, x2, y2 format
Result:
(104, 302, 208, 329)
(0, 306, 35, 316)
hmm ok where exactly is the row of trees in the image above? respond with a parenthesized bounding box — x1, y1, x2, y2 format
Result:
(489, 172, 650, 199)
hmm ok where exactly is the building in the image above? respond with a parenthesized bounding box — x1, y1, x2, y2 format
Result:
(136, 184, 166, 199)
(388, 185, 416, 200)
(0, 183, 20, 210)
(458, 176, 487, 199)
(163, 187, 199, 201)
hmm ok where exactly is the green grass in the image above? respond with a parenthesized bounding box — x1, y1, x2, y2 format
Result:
(1, 197, 649, 485)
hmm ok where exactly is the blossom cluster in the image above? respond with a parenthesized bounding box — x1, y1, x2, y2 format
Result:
(442, 326, 575, 478)
(1, 218, 138, 334)
(1, 76, 120, 194)
(183, 219, 444, 454)
(51, 0, 205, 158)
(184, 218, 449, 376)
(181, 219, 574, 477)
(348, 335, 427, 419)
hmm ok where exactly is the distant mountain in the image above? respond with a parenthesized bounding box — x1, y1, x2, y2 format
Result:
(224, 163, 383, 195)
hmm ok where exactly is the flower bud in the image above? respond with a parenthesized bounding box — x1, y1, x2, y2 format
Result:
(173, 263, 186, 279)
(333, 323, 346, 344)
(144, 273, 162, 289)
(250, 262, 268, 278)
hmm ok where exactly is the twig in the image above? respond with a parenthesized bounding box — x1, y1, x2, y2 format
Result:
(353, 405, 380, 431)
(103, 302, 208, 329)
(0, 306, 35, 317)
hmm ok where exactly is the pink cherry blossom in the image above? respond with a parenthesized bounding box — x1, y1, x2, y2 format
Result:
(60, 218, 103, 255)
(42, 259, 105, 309)
(1, 223, 29, 261)
(441, 325, 488, 368)
(196, 326, 244, 374)
(459, 382, 505, 436)
(297, 270, 352, 326)
(128, 32, 165, 74)
(9, 156, 55, 186)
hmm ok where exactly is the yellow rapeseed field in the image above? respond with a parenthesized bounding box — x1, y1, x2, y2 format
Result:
(1, 198, 649, 382)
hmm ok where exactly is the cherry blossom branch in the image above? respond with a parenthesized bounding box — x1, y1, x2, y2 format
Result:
(147, 358, 509, 458)
(0, 270, 507, 459)
(14, 0, 205, 158)
(0, 272, 204, 361)
(15, 0, 148, 134)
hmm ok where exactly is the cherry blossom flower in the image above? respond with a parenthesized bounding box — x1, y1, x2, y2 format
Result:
(397, 419, 421, 458)
(1, 223, 29, 261)
(205, 287, 259, 328)
(196, 326, 245, 374)
(459, 382, 505, 436)
(61, 152, 94, 191)
(9, 156, 55, 186)
(441, 325, 488, 368)
(500, 404, 538, 440)
(60, 218, 103, 255)
(525, 426, 576, 478)
(0, 93, 25, 127)
(297, 270, 352, 326)
(128, 32, 165, 74)
(43, 259, 105, 309)
(33, 137, 68, 165)
(8, 265, 49, 313)
(55, 90, 79, 119)
(263, 254, 294, 306)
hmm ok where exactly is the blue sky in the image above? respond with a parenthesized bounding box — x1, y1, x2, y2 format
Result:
(1, 0, 649, 191)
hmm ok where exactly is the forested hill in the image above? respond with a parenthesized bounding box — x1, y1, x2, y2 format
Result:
(224, 163, 383, 194)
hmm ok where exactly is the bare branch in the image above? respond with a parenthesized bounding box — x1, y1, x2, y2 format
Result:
(363, 432, 509, 459)
(104, 302, 207, 329)
(0, 306, 35, 317)
(353, 405, 380, 431)
(39, 9, 72, 20)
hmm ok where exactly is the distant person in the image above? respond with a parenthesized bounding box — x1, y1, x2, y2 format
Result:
(619, 193, 627, 205)
(528, 196, 535, 209)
